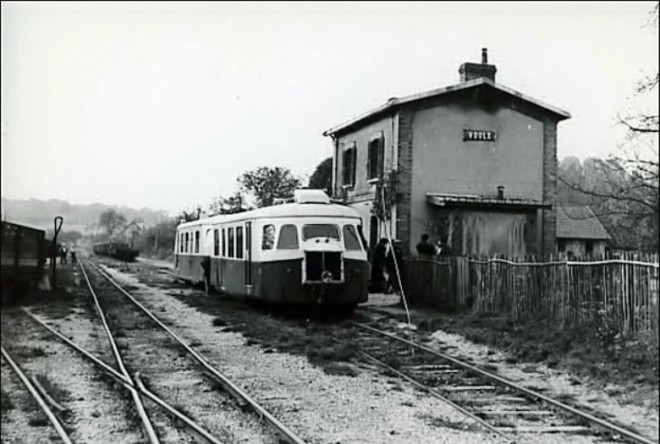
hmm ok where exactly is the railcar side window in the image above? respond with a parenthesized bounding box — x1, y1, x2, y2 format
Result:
(277, 224, 299, 249)
(222, 228, 226, 257)
(343, 225, 362, 251)
(213, 229, 219, 256)
(302, 224, 340, 241)
(228, 228, 235, 258)
(262, 224, 275, 250)
(179, 233, 183, 253)
(184, 232, 189, 253)
(236, 227, 244, 259)
(195, 231, 200, 253)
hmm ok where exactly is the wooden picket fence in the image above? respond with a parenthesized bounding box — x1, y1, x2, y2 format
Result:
(403, 251, 659, 342)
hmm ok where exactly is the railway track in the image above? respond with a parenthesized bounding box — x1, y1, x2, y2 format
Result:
(0, 346, 73, 444)
(16, 258, 306, 444)
(349, 320, 656, 444)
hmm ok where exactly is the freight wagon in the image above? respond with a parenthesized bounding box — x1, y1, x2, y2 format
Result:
(1, 221, 47, 299)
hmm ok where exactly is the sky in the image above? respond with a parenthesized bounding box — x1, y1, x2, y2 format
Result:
(2, 1, 658, 214)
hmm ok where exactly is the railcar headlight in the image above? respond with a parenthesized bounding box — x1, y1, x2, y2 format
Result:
(321, 270, 333, 283)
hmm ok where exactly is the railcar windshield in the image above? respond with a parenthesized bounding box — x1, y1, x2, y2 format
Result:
(302, 224, 340, 241)
(343, 225, 362, 251)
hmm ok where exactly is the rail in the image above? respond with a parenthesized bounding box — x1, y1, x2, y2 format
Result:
(88, 260, 307, 444)
(353, 321, 657, 444)
(20, 308, 224, 444)
(78, 261, 160, 444)
(1, 345, 72, 444)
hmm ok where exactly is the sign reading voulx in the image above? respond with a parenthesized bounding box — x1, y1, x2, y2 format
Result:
(463, 129, 496, 142)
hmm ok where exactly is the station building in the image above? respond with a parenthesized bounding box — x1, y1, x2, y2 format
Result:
(323, 49, 571, 257)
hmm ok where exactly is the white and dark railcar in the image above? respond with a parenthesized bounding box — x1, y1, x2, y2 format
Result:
(174, 190, 369, 308)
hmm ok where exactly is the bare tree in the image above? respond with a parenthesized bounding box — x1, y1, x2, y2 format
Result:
(98, 209, 127, 238)
(558, 4, 659, 252)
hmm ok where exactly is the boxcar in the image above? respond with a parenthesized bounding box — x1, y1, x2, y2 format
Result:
(1, 221, 47, 294)
(174, 190, 369, 308)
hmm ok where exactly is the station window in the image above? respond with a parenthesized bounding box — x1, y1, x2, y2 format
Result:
(342, 143, 356, 187)
(277, 224, 299, 249)
(343, 225, 362, 251)
(228, 227, 235, 258)
(222, 228, 226, 257)
(262, 224, 275, 250)
(236, 227, 244, 259)
(367, 134, 384, 180)
(194, 231, 200, 253)
(213, 229, 219, 256)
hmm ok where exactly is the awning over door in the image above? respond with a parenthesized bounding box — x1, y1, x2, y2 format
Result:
(426, 193, 550, 209)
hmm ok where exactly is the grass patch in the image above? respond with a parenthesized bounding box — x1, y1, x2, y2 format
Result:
(168, 292, 362, 376)
(323, 362, 359, 377)
(212, 318, 227, 327)
(416, 311, 659, 400)
(416, 413, 482, 432)
(28, 416, 49, 427)
(1, 389, 15, 414)
(15, 346, 47, 359)
(34, 374, 70, 406)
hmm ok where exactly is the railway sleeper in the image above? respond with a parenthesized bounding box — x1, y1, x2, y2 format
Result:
(477, 410, 554, 416)
(496, 425, 590, 434)
(441, 385, 496, 391)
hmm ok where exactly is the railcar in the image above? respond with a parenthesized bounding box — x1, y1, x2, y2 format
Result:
(174, 190, 369, 308)
(1, 221, 47, 298)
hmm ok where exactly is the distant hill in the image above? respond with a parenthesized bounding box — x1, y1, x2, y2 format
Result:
(1, 197, 170, 234)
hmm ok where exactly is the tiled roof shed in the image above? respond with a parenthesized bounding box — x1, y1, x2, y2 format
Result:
(556, 205, 611, 240)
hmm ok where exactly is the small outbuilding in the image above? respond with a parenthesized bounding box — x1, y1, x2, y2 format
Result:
(556, 205, 610, 257)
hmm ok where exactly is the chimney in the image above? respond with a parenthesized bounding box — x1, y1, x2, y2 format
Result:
(497, 185, 505, 200)
(459, 48, 497, 82)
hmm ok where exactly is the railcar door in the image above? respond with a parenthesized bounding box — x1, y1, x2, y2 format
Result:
(244, 221, 253, 295)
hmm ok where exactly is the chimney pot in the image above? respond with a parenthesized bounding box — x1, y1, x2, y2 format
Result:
(482, 48, 488, 64)
(497, 186, 505, 199)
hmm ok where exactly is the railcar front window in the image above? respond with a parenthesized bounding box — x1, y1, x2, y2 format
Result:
(343, 225, 362, 251)
(262, 224, 275, 250)
(302, 224, 339, 241)
(277, 224, 299, 249)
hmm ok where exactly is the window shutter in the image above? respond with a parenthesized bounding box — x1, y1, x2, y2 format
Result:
(367, 141, 372, 179)
(350, 148, 356, 186)
(378, 137, 385, 177)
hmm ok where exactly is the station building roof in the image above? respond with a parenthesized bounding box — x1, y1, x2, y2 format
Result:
(323, 77, 571, 137)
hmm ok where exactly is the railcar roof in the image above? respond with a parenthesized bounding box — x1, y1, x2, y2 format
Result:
(177, 203, 362, 229)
